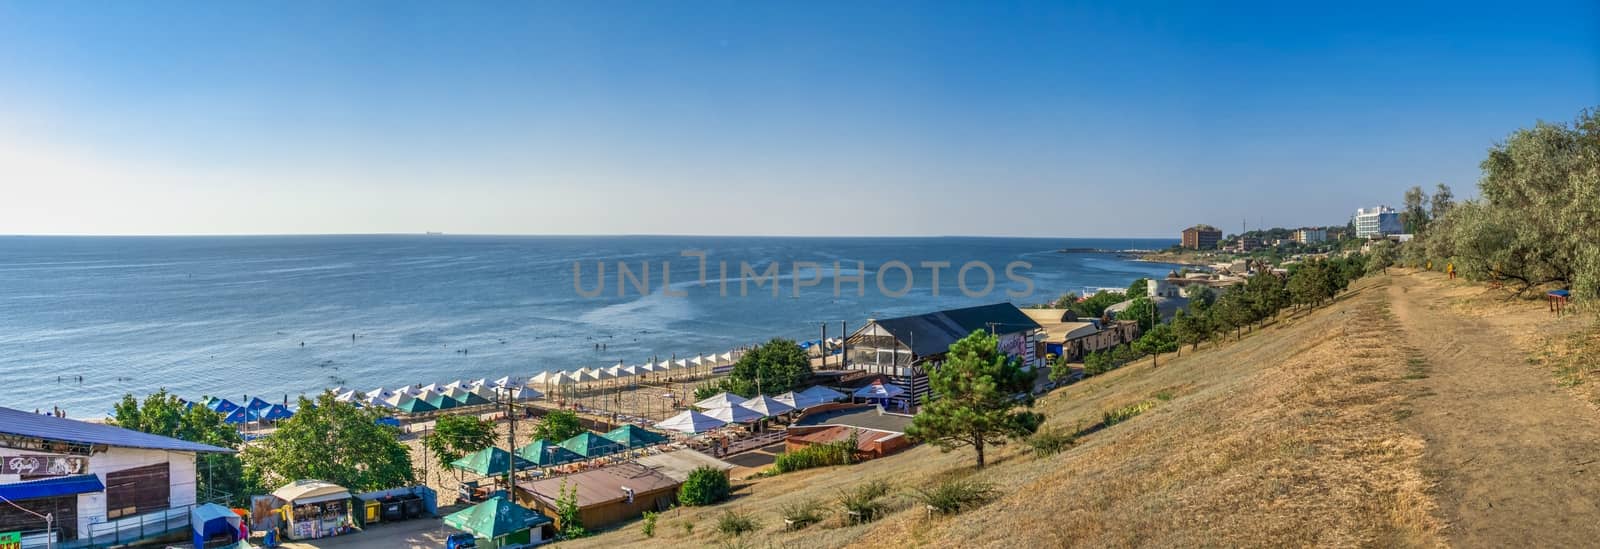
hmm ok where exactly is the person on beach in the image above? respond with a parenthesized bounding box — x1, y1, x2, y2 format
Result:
(1447, 262, 1456, 279)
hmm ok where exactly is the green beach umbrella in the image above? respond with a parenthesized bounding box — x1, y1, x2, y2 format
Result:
(445, 386, 491, 406)
(393, 397, 437, 414)
(516, 439, 583, 467)
(558, 432, 625, 458)
(421, 390, 462, 410)
(443, 495, 552, 540)
(450, 447, 536, 476)
(602, 424, 669, 449)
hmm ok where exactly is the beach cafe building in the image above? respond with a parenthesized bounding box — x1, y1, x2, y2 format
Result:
(844, 303, 1043, 403)
(0, 406, 234, 548)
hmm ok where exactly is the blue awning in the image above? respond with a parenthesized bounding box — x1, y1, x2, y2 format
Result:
(0, 474, 105, 501)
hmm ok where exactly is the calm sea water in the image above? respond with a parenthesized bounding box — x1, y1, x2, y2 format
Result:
(0, 235, 1179, 415)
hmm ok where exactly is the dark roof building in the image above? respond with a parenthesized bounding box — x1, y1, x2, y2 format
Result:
(0, 406, 234, 454)
(845, 303, 1043, 402)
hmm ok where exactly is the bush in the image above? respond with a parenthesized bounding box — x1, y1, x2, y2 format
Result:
(779, 499, 828, 530)
(678, 466, 732, 506)
(1026, 430, 1076, 457)
(641, 510, 658, 538)
(912, 479, 996, 515)
(837, 480, 892, 524)
(1102, 400, 1156, 427)
(772, 434, 857, 474)
(715, 509, 760, 537)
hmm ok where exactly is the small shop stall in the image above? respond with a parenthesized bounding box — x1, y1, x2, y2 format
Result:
(190, 503, 242, 548)
(270, 480, 356, 541)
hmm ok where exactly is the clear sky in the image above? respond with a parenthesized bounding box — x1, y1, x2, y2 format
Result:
(1, 1, 1595, 237)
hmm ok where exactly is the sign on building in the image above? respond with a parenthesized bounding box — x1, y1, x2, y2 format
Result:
(2, 454, 89, 477)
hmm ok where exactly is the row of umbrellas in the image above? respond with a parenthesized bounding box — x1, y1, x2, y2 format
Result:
(333, 379, 543, 414)
(193, 396, 296, 424)
(450, 424, 673, 476)
(528, 351, 740, 389)
(654, 385, 851, 434)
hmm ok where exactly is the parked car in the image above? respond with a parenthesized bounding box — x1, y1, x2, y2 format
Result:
(445, 532, 477, 549)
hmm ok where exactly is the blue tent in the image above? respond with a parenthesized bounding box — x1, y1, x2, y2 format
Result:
(246, 397, 273, 413)
(190, 502, 241, 548)
(223, 407, 257, 425)
(259, 404, 294, 422)
(375, 417, 402, 428)
(210, 398, 240, 414)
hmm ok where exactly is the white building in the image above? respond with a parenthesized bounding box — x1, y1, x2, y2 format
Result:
(1354, 206, 1402, 238)
(0, 406, 234, 548)
(1294, 228, 1327, 244)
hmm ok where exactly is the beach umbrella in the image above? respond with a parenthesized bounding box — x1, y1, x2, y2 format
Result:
(468, 384, 500, 402)
(420, 389, 462, 410)
(492, 376, 512, 388)
(655, 410, 727, 434)
(368, 387, 394, 400)
(446, 386, 491, 406)
(800, 385, 849, 403)
(852, 381, 905, 399)
(511, 387, 543, 401)
(636, 362, 659, 375)
(576, 369, 602, 383)
(558, 432, 626, 458)
(222, 406, 257, 424)
(246, 397, 272, 413)
(209, 398, 240, 414)
(694, 392, 747, 410)
(469, 378, 490, 388)
(419, 382, 441, 394)
(516, 439, 582, 466)
(365, 395, 396, 409)
(388, 393, 437, 414)
(718, 351, 735, 365)
(774, 391, 824, 410)
(333, 390, 358, 402)
(443, 495, 552, 542)
(260, 404, 294, 421)
(604, 365, 631, 379)
(443, 380, 465, 390)
(450, 447, 536, 476)
(705, 403, 765, 424)
(740, 395, 795, 417)
(603, 424, 669, 449)
(672, 359, 690, 371)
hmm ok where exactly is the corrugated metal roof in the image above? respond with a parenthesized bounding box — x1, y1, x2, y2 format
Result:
(0, 406, 234, 454)
(868, 303, 1041, 357)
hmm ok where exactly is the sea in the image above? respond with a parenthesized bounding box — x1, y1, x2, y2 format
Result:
(0, 235, 1181, 416)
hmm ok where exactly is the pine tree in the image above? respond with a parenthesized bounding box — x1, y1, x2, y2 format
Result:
(905, 331, 1044, 468)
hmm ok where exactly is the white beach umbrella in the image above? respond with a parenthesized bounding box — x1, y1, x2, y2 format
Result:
(636, 363, 659, 374)
(418, 382, 440, 394)
(529, 371, 553, 387)
(443, 380, 465, 390)
(468, 385, 498, 402)
(548, 372, 578, 386)
(672, 359, 690, 371)
(468, 378, 489, 388)
(740, 395, 796, 417)
(592, 368, 615, 381)
(366, 395, 396, 409)
(367, 387, 393, 400)
(491, 376, 512, 388)
(512, 387, 544, 401)
(695, 392, 748, 409)
(605, 365, 631, 378)
(705, 403, 765, 424)
(384, 393, 416, 408)
(334, 390, 358, 402)
(718, 351, 735, 365)
(655, 410, 727, 434)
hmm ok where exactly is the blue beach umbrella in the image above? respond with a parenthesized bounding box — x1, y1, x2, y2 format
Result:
(210, 398, 240, 414)
(260, 404, 294, 422)
(246, 397, 273, 413)
(223, 406, 256, 424)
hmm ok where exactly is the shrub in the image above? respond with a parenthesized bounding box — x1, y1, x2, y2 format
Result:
(838, 479, 892, 524)
(641, 510, 658, 538)
(773, 434, 857, 474)
(1027, 430, 1076, 457)
(779, 498, 828, 530)
(715, 509, 760, 537)
(1102, 400, 1156, 427)
(678, 466, 732, 506)
(913, 479, 996, 515)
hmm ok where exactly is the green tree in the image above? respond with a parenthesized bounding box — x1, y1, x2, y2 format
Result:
(1366, 240, 1397, 275)
(905, 331, 1044, 468)
(725, 338, 813, 396)
(1430, 183, 1455, 220)
(1171, 309, 1206, 353)
(1125, 278, 1149, 298)
(555, 479, 588, 538)
(422, 414, 499, 471)
(1119, 297, 1159, 332)
(1403, 185, 1430, 234)
(678, 466, 732, 505)
(532, 410, 586, 442)
(110, 390, 250, 505)
(1134, 323, 1178, 364)
(240, 392, 414, 492)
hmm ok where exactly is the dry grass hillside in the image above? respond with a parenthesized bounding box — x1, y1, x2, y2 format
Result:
(565, 275, 1446, 548)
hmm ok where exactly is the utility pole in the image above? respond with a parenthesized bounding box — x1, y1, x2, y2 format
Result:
(820, 322, 828, 368)
(504, 387, 516, 494)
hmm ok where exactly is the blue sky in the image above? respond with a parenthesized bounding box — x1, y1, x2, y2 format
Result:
(1, 1, 1595, 237)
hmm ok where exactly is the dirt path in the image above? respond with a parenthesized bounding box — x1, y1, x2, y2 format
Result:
(1388, 272, 1600, 547)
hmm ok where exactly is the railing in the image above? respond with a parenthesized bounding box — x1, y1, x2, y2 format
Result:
(62, 504, 195, 548)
